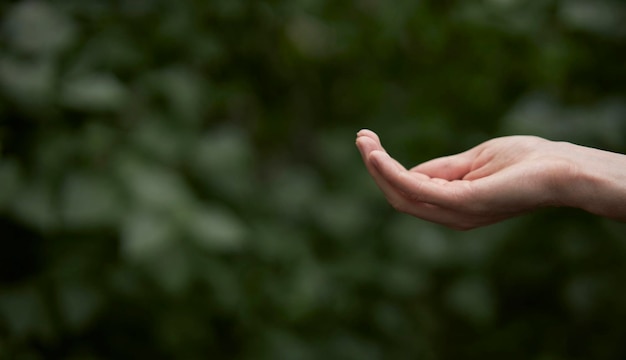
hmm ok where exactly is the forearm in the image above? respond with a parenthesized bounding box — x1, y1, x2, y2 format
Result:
(563, 142, 626, 221)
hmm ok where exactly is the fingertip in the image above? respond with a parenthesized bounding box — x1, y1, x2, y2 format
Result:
(357, 132, 384, 153)
(357, 135, 373, 144)
(354, 138, 363, 150)
(357, 129, 380, 141)
(356, 136, 376, 153)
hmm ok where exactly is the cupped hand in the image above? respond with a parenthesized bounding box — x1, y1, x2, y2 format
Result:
(355, 129, 578, 230)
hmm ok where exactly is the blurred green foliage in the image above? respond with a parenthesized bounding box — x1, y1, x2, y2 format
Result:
(1, 0, 626, 358)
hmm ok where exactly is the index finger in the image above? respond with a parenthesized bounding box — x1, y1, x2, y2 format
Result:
(356, 136, 412, 205)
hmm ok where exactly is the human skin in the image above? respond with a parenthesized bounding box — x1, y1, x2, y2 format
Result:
(355, 129, 626, 230)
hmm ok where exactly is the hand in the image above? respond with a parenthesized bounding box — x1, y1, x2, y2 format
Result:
(355, 129, 605, 230)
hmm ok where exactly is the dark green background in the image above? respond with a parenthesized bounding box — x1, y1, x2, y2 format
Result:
(1, 0, 626, 358)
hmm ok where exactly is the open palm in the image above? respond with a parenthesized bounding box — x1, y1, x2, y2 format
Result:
(356, 129, 576, 230)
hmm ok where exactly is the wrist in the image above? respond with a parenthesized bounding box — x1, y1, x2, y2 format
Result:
(561, 142, 626, 220)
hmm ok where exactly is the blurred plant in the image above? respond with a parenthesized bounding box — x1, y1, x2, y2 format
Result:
(1, 0, 626, 359)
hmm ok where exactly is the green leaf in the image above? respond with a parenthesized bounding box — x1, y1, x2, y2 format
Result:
(60, 171, 122, 229)
(146, 244, 190, 295)
(144, 67, 209, 125)
(56, 282, 102, 331)
(559, 0, 626, 36)
(60, 73, 128, 111)
(0, 159, 21, 210)
(0, 286, 53, 339)
(11, 181, 57, 230)
(0, 56, 55, 107)
(503, 94, 626, 147)
(131, 119, 186, 164)
(386, 215, 451, 266)
(282, 262, 327, 320)
(191, 128, 254, 198)
(121, 209, 176, 262)
(117, 155, 194, 212)
(4, 1, 77, 55)
(564, 275, 606, 315)
(380, 265, 430, 297)
(286, 14, 338, 59)
(184, 204, 247, 252)
(267, 165, 322, 218)
(312, 194, 372, 238)
(444, 276, 495, 325)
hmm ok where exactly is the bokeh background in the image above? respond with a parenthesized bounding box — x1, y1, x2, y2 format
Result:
(1, 0, 626, 358)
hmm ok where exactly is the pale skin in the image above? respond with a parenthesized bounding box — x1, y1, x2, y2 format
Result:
(356, 129, 626, 230)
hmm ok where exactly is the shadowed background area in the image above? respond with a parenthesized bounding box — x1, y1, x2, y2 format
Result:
(1, 0, 626, 358)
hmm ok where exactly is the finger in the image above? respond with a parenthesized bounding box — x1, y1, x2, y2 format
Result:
(356, 135, 377, 162)
(356, 136, 415, 180)
(356, 137, 435, 216)
(370, 150, 464, 208)
(410, 153, 474, 180)
(356, 130, 411, 175)
(357, 129, 388, 153)
(357, 132, 481, 226)
(356, 137, 412, 206)
(361, 162, 489, 230)
(356, 129, 380, 143)
(357, 143, 491, 229)
(361, 153, 476, 228)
